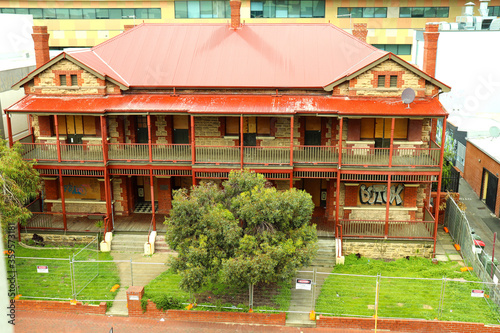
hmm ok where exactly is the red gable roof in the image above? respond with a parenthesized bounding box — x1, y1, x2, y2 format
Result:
(6, 94, 447, 117)
(67, 23, 387, 89)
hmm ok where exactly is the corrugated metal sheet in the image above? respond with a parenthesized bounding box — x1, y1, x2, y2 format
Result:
(68, 23, 387, 89)
(6, 94, 447, 117)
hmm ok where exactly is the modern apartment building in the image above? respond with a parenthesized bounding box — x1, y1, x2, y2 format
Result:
(6, 4, 450, 256)
(1, 0, 499, 62)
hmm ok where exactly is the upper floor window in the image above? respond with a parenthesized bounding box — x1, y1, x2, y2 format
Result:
(377, 75, 385, 88)
(389, 75, 398, 88)
(489, 6, 500, 16)
(251, 0, 325, 18)
(59, 75, 67, 86)
(399, 7, 449, 18)
(372, 44, 412, 56)
(70, 75, 78, 86)
(337, 7, 387, 18)
(0, 8, 161, 19)
(175, 1, 230, 18)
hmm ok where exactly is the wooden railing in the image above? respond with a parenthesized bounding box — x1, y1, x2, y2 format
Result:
(293, 146, 338, 164)
(152, 144, 191, 162)
(108, 143, 149, 161)
(24, 212, 65, 230)
(243, 146, 290, 165)
(19, 143, 58, 161)
(338, 219, 435, 239)
(195, 146, 240, 164)
(342, 147, 440, 167)
(391, 148, 440, 166)
(60, 143, 103, 162)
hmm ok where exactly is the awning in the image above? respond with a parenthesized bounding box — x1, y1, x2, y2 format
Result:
(5, 94, 447, 117)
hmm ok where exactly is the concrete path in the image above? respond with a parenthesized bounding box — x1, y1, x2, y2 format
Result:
(106, 252, 176, 316)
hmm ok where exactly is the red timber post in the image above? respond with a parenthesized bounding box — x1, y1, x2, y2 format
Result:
(190, 115, 196, 185)
(58, 169, 67, 231)
(240, 115, 244, 169)
(433, 116, 447, 255)
(335, 117, 344, 237)
(101, 116, 112, 232)
(385, 176, 391, 238)
(389, 118, 395, 167)
(150, 173, 156, 231)
(100, 116, 108, 162)
(147, 114, 153, 163)
(290, 116, 294, 188)
(6, 113, 13, 147)
(54, 115, 62, 163)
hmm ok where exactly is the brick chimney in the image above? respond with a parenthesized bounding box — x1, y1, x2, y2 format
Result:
(352, 23, 368, 42)
(230, 0, 242, 29)
(423, 23, 440, 77)
(32, 26, 50, 68)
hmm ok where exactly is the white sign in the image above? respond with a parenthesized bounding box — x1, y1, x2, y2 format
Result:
(129, 295, 139, 301)
(296, 279, 312, 291)
(471, 289, 485, 298)
(37, 265, 48, 273)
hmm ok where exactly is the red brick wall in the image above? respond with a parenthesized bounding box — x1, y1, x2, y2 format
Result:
(464, 142, 500, 217)
(38, 116, 52, 136)
(317, 315, 500, 332)
(126, 286, 285, 325)
(16, 300, 106, 315)
(326, 180, 336, 220)
(404, 186, 417, 220)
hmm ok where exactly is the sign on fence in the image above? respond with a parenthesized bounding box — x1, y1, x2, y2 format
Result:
(296, 279, 312, 290)
(36, 265, 48, 273)
(471, 289, 485, 298)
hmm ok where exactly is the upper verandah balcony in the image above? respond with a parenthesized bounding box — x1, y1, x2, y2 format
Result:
(18, 114, 442, 168)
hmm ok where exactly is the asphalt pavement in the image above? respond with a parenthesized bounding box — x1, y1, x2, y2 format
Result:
(458, 178, 500, 259)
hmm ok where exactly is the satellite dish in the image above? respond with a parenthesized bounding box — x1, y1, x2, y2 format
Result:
(490, 126, 500, 138)
(401, 88, 416, 109)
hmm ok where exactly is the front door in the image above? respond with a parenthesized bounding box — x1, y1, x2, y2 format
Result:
(482, 169, 499, 213)
(136, 116, 148, 143)
(304, 117, 321, 146)
(243, 117, 257, 146)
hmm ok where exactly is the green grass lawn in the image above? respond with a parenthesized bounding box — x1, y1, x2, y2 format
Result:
(316, 254, 500, 324)
(143, 269, 291, 312)
(12, 243, 120, 305)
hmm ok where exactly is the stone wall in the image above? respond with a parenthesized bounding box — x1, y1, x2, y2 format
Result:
(343, 240, 433, 259)
(348, 60, 438, 98)
(30, 59, 106, 95)
(48, 201, 106, 214)
(21, 233, 97, 244)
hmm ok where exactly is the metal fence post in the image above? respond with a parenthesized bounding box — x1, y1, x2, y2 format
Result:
(248, 283, 253, 309)
(438, 276, 446, 319)
(130, 258, 134, 286)
(311, 267, 316, 311)
(374, 274, 380, 333)
(70, 255, 76, 300)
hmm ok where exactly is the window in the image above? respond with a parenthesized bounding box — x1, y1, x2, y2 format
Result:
(173, 115, 189, 144)
(70, 75, 78, 86)
(390, 75, 398, 88)
(225, 117, 240, 136)
(372, 44, 412, 56)
(377, 75, 385, 88)
(175, 1, 230, 18)
(0, 8, 162, 19)
(251, 0, 325, 18)
(59, 75, 67, 86)
(399, 7, 449, 18)
(337, 7, 387, 18)
(489, 6, 500, 16)
(360, 118, 408, 144)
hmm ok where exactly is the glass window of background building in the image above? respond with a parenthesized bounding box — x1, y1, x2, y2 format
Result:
(175, 1, 230, 18)
(372, 44, 412, 55)
(399, 7, 449, 18)
(337, 7, 387, 18)
(251, 0, 325, 18)
(0, 8, 162, 19)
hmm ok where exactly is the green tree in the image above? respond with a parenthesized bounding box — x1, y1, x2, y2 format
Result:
(164, 170, 317, 294)
(0, 140, 41, 239)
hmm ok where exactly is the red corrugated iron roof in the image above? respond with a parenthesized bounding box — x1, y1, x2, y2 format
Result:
(5, 94, 447, 117)
(67, 23, 387, 89)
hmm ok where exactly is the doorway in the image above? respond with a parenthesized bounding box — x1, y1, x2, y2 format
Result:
(481, 168, 498, 213)
(134, 176, 158, 213)
(136, 116, 149, 143)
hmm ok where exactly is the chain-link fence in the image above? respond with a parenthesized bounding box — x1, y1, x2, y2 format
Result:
(444, 195, 500, 309)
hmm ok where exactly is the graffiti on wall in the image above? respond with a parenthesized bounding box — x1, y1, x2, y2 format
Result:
(359, 184, 404, 206)
(63, 177, 101, 200)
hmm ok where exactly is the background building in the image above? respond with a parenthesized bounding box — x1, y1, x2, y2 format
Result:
(1, 0, 499, 62)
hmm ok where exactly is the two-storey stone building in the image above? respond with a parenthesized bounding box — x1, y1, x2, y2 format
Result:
(6, 6, 450, 256)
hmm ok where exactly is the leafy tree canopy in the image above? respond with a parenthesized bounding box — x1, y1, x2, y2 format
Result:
(0, 139, 41, 239)
(165, 170, 317, 293)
